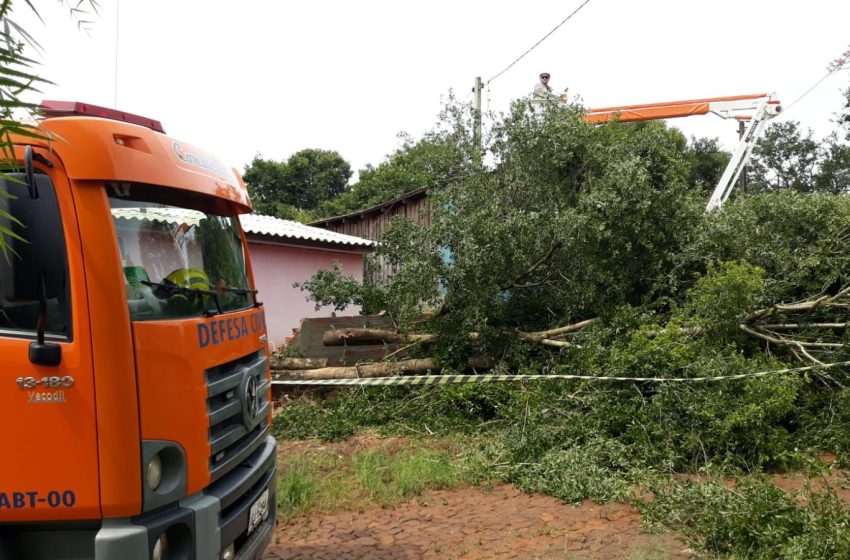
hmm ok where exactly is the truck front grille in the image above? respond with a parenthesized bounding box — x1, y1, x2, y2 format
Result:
(205, 351, 270, 482)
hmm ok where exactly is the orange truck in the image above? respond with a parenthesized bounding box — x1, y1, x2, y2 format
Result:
(0, 101, 276, 559)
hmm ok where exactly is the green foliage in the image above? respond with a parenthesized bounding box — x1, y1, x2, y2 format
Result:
(748, 121, 820, 193)
(317, 126, 473, 219)
(509, 437, 642, 504)
(284, 96, 850, 550)
(294, 261, 385, 313)
(683, 136, 730, 194)
(793, 385, 850, 460)
(814, 133, 850, 194)
(641, 476, 850, 559)
(242, 149, 352, 219)
(277, 461, 318, 519)
(842, 83, 850, 141)
(681, 191, 850, 300)
(748, 121, 850, 195)
(354, 449, 459, 504)
(275, 439, 490, 520)
(300, 102, 716, 358)
(675, 261, 766, 344)
(273, 384, 521, 442)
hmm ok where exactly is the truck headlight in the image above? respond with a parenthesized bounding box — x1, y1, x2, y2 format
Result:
(152, 533, 167, 560)
(146, 453, 163, 490)
(222, 543, 235, 560)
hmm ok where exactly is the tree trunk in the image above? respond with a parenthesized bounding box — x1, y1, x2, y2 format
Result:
(322, 328, 433, 346)
(273, 358, 439, 380)
(272, 356, 494, 381)
(269, 356, 328, 370)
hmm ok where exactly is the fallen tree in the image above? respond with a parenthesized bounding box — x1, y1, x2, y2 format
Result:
(273, 356, 494, 380)
(296, 105, 850, 375)
(269, 356, 328, 370)
(740, 283, 850, 365)
(280, 99, 850, 560)
(321, 328, 433, 346)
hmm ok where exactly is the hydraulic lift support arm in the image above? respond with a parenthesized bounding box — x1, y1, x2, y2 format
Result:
(583, 93, 782, 210)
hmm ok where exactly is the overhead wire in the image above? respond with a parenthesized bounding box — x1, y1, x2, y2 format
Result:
(783, 71, 835, 114)
(783, 53, 849, 115)
(486, 0, 593, 86)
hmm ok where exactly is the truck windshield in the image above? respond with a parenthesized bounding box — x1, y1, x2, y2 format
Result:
(108, 183, 253, 321)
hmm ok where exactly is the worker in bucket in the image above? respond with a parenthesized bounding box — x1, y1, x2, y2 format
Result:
(532, 72, 567, 103)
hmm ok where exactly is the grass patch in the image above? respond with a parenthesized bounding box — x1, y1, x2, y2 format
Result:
(354, 449, 460, 505)
(276, 436, 492, 520)
(277, 461, 318, 519)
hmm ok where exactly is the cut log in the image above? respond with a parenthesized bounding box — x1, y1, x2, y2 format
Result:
(519, 318, 600, 341)
(269, 356, 328, 370)
(273, 358, 439, 380)
(322, 328, 433, 346)
(273, 356, 494, 381)
(323, 328, 402, 346)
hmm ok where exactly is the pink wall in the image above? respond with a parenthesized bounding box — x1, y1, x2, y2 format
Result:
(247, 241, 365, 348)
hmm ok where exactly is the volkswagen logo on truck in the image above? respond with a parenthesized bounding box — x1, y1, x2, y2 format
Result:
(242, 375, 261, 429)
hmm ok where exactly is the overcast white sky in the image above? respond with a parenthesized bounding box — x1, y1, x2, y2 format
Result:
(14, 0, 850, 181)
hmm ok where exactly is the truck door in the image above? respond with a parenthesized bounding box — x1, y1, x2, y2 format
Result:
(0, 152, 100, 522)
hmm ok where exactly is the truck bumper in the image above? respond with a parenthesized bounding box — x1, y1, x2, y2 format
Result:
(102, 435, 277, 560)
(1, 436, 277, 560)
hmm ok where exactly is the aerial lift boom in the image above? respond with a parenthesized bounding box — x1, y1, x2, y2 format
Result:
(583, 93, 782, 210)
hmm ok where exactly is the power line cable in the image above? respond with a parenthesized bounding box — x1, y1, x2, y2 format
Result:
(783, 71, 833, 114)
(783, 44, 850, 119)
(486, 0, 593, 85)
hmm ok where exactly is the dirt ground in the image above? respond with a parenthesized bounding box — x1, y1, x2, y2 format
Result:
(263, 484, 692, 560)
(261, 435, 850, 560)
(262, 437, 695, 560)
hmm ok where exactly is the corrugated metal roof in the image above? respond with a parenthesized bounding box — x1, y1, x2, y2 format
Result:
(309, 187, 428, 227)
(240, 214, 375, 248)
(111, 208, 374, 248)
(112, 207, 204, 225)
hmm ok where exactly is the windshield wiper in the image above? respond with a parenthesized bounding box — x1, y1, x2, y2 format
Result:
(222, 285, 261, 307)
(141, 280, 224, 316)
(222, 286, 257, 296)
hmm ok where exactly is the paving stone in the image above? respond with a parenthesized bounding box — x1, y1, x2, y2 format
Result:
(264, 483, 691, 560)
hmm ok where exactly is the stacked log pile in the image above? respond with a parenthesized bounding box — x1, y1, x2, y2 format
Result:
(271, 324, 443, 381)
(269, 315, 599, 383)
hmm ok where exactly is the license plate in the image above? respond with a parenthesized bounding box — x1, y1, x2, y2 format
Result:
(248, 488, 270, 535)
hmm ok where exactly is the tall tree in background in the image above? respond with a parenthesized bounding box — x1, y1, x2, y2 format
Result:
(317, 132, 472, 219)
(317, 97, 477, 220)
(831, 43, 850, 140)
(747, 121, 820, 193)
(815, 133, 850, 193)
(241, 155, 287, 217)
(747, 121, 850, 194)
(683, 136, 729, 195)
(243, 148, 351, 220)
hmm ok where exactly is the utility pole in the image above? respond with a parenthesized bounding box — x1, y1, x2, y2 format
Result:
(473, 76, 483, 164)
(738, 120, 748, 195)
